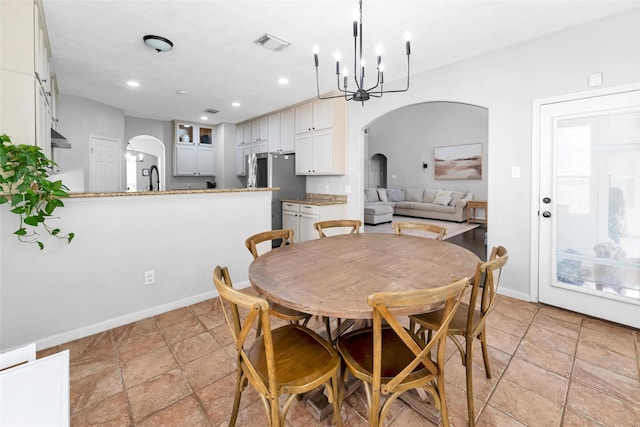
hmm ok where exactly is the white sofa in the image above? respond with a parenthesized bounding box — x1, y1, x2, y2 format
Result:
(364, 188, 473, 225)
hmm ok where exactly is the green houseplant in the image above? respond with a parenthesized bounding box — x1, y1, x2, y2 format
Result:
(0, 133, 74, 249)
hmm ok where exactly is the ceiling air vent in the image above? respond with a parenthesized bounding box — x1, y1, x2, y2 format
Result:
(254, 33, 290, 51)
(203, 109, 219, 114)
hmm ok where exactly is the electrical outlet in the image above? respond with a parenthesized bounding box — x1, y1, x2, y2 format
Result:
(144, 270, 155, 285)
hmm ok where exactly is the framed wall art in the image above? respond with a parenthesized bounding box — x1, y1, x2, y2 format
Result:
(434, 143, 482, 180)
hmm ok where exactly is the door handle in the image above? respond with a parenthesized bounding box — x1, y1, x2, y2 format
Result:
(542, 197, 551, 204)
(542, 211, 551, 218)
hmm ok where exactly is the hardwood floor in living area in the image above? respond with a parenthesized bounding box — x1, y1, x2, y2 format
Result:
(37, 222, 640, 426)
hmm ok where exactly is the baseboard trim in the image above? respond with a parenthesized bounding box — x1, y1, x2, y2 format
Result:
(35, 284, 246, 351)
(497, 287, 533, 302)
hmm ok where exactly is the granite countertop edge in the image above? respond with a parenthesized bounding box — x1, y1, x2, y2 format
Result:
(280, 198, 347, 206)
(68, 188, 275, 199)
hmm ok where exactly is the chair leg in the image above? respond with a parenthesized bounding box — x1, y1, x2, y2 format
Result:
(465, 339, 476, 427)
(479, 330, 492, 379)
(437, 373, 451, 427)
(330, 372, 343, 427)
(229, 369, 244, 427)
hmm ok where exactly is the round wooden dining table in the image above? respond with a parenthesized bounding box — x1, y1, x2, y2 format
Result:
(248, 232, 480, 320)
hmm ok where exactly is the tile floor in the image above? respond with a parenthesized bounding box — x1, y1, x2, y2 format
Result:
(40, 293, 640, 426)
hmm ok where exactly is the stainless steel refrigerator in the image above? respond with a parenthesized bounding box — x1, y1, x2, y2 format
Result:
(251, 153, 306, 230)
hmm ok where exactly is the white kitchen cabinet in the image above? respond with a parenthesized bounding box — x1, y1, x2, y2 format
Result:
(1, 0, 54, 152)
(295, 99, 343, 134)
(282, 201, 346, 242)
(173, 120, 216, 176)
(282, 202, 300, 243)
(294, 98, 346, 175)
(279, 109, 295, 153)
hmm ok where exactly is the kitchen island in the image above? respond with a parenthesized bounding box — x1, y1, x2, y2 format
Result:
(0, 188, 272, 351)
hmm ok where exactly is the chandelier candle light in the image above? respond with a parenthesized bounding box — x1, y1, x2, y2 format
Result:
(313, 0, 411, 104)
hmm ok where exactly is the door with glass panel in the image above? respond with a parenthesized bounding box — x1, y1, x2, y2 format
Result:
(538, 88, 640, 328)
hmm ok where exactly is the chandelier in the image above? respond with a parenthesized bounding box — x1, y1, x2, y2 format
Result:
(313, 0, 411, 104)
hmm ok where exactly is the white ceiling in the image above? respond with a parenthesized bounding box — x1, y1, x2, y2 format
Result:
(42, 0, 640, 125)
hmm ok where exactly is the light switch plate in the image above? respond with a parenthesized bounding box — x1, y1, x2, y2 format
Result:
(511, 166, 521, 178)
(588, 72, 603, 87)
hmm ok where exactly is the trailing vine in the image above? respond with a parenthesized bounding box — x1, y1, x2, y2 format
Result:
(0, 133, 74, 249)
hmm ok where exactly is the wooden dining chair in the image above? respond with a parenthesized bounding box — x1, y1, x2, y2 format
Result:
(409, 246, 509, 427)
(336, 277, 469, 427)
(245, 229, 311, 335)
(213, 266, 343, 427)
(314, 219, 362, 238)
(392, 222, 448, 240)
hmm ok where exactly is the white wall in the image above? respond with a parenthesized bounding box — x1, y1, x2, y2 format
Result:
(0, 190, 271, 351)
(366, 101, 488, 198)
(307, 8, 640, 301)
(54, 94, 125, 192)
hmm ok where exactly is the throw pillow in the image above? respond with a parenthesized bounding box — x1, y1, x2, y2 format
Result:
(364, 188, 379, 202)
(422, 189, 437, 203)
(404, 188, 424, 202)
(435, 189, 453, 200)
(377, 188, 388, 202)
(387, 188, 404, 202)
(434, 195, 452, 206)
(451, 191, 467, 203)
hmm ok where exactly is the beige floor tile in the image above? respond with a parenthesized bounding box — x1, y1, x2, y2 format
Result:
(444, 346, 510, 402)
(154, 307, 196, 330)
(571, 358, 640, 404)
(580, 318, 637, 358)
(522, 323, 578, 356)
(561, 408, 607, 427)
(120, 345, 178, 389)
(489, 378, 563, 426)
(477, 404, 527, 426)
(197, 372, 260, 425)
(189, 298, 218, 316)
(501, 357, 568, 404)
(170, 331, 221, 365)
(537, 304, 583, 325)
(514, 339, 574, 378)
(116, 330, 167, 362)
(532, 312, 581, 339)
(576, 339, 638, 380)
(69, 392, 132, 427)
(486, 327, 522, 355)
(110, 318, 158, 348)
(181, 347, 236, 391)
(486, 310, 530, 338)
(492, 299, 538, 324)
(136, 395, 210, 427)
(70, 366, 124, 414)
(127, 368, 192, 422)
(566, 380, 640, 426)
(159, 316, 208, 345)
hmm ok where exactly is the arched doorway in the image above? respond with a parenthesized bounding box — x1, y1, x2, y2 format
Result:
(369, 153, 387, 188)
(126, 135, 166, 191)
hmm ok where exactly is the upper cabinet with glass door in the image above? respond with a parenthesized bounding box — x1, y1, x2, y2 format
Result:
(173, 120, 216, 176)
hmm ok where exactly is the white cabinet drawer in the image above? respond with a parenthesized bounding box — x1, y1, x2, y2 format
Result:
(299, 204, 320, 215)
(282, 202, 300, 213)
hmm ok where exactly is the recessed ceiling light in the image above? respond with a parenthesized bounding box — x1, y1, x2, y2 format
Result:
(232, 102, 241, 107)
(201, 116, 208, 121)
(176, 90, 188, 95)
(127, 81, 140, 87)
(278, 78, 289, 85)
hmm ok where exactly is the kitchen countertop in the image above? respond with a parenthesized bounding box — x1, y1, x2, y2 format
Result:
(280, 193, 347, 206)
(69, 187, 274, 199)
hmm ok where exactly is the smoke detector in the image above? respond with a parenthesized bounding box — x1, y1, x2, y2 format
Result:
(254, 33, 290, 51)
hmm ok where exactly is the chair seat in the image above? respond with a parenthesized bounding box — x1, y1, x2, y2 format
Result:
(250, 324, 340, 388)
(336, 327, 431, 386)
(411, 302, 481, 334)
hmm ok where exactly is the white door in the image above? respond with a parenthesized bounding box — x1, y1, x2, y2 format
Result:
(89, 135, 121, 192)
(537, 87, 640, 328)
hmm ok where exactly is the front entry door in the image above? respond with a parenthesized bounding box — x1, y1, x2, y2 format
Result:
(538, 87, 640, 328)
